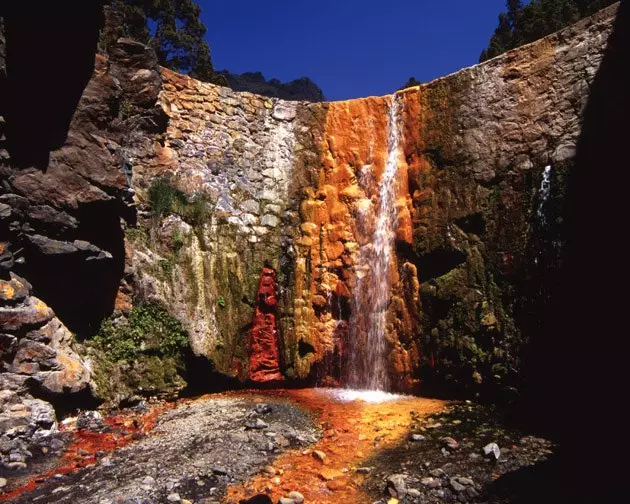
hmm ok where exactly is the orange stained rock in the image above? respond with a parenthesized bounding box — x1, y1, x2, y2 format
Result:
(224, 389, 445, 504)
(0, 403, 172, 502)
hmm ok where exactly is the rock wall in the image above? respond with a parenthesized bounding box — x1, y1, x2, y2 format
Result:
(126, 4, 618, 393)
(0, 3, 620, 410)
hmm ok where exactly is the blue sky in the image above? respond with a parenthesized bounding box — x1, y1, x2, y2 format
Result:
(198, 0, 509, 101)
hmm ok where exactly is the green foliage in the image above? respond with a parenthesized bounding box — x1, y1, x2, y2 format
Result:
(147, 176, 185, 221)
(159, 258, 172, 277)
(111, 0, 219, 82)
(172, 229, 185, 253)
(217, 296, 226, 308)
(147, 176, 211, 227)
(91, 302, 189, 362)
(480, 0, 616, 62)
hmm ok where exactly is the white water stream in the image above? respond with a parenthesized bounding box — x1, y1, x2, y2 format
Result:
(347, 94, 402, 391)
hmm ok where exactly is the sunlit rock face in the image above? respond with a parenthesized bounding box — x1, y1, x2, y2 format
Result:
(124, 4, 617, 393)
(1, 4, 615, 399)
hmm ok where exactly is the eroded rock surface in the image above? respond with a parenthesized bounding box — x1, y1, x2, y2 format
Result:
(6, 395, 320, 504)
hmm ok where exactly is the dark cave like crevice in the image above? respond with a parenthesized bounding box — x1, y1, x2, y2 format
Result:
(0, 1, 104, 168)
(416, 247, 467, 282)
(518, 1, 628, 492)
(454, 212, 485, 236)
(16, 200, 126, 337)
(298, 339, 315, 358)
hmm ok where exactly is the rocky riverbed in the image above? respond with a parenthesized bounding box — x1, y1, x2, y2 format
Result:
(0, 391, 559, 504)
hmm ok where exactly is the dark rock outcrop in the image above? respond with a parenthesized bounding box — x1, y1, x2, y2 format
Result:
(218, 70, 325, 102)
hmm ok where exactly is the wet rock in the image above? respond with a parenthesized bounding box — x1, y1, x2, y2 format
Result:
(76, 411, 106, 432)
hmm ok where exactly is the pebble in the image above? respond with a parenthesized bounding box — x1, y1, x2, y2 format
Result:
(411, 434, 426, 442)
(429, 468, 445, 477)
(450, 477, 466, 492)
(0, 477, 6, 488)
(212, 466, 228, 475)
(255, 403, 272, 415)
(421, 477, 441, 488)
(386, 474, 407, 499)
(312, 450, 327, 463)
(483, 442, 501, 460)
(246, 418, 269, 429)
(167, 493, 181, 502)
(288, 491, 304, 503)
(279, 499, 294, 504)
(440, 436, 459, 450)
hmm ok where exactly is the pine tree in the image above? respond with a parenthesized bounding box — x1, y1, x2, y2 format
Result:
(485, 12, 513, 60)
(111, 0, 217, 82)
(480, 0, 617, 63)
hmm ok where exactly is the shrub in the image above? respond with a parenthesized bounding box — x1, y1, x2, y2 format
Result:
(91, 302, 189, 362)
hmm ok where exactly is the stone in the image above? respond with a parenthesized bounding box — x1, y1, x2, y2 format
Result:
(0, 297, 54, 332)
(450, 477, 466, 492)
(288, 491, 304, 503)
(260, 214, 279, 227)
(312, 450, 327, 463)
(483, 442, 501, 460)
(0, 477, 6, 488)
(440, 436, 459, 450)
(278, 499, 294, 504)
(240, 199, 260, 215)
(272, 103, 297, 121)
(255, 403, 272, 415)
(386, 474, 407, 499)
(141, 476, 156, 486)
(411, 434, 426, 441)
(421, 477, 441, 488)
(319, 468, 344, 481)
(167, 493, 181, 502)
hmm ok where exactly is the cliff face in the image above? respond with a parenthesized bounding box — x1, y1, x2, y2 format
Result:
(0, 4, 621, 407)
(124, 5, 617, 394)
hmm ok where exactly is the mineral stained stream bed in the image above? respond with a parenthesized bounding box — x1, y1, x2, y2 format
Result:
(0, 389, 557, 504)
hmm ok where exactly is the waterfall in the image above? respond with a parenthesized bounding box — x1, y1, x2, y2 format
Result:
(537, 165, 552, 225)
(348, 95, 402, 391)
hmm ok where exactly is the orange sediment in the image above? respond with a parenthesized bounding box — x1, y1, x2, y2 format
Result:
(0, 402, 173, 502)
(224, 389, 445, 504)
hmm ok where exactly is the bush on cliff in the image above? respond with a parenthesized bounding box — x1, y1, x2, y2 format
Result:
(88, 302, 189, 405)
(147, 176, 212, 226)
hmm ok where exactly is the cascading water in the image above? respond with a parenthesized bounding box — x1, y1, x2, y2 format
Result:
(347, 94, 402, 393)
(537, 165, 552, 225)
